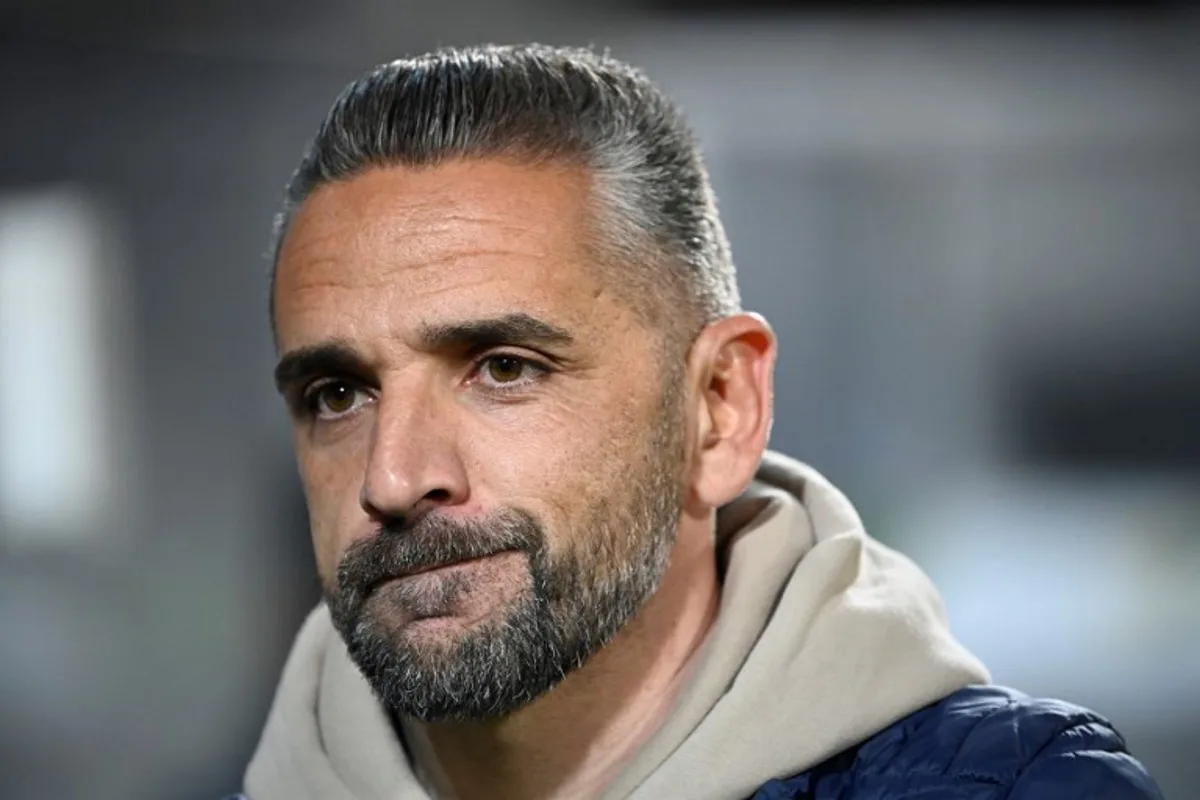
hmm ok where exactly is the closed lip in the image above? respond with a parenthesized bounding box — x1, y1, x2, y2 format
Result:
(380, 549, 521, 584)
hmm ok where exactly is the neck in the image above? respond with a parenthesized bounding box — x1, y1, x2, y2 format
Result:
(404, 516, 720, 800)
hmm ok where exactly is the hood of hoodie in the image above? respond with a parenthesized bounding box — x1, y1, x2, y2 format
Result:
(245, 452, 989, 800)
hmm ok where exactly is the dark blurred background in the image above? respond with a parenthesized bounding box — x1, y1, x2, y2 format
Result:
(0, 2, 1197, 798)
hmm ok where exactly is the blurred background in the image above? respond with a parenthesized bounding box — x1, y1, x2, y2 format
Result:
(0, 1, 1197, 798)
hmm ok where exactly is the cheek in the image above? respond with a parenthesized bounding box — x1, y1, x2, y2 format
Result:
(295, 438, 368, 586)
(463, 390, 655, 524)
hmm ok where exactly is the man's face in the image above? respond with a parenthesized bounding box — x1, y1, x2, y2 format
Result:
(272, 160, 690, 721)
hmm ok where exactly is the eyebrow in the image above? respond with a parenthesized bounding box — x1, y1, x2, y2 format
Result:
(273, 342, 366, 395)
(272, 313, 576, 395)
(415, 313, 575, 353)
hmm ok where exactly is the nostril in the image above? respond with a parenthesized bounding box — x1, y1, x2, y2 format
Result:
(424, 488, 452, 504)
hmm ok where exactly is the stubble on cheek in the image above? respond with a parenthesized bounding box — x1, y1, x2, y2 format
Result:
(311, 505, 353, 597)
(296, 445, 366, 596)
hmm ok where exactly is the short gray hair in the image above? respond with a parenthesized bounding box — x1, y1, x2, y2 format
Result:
(271, 44, 741, 342)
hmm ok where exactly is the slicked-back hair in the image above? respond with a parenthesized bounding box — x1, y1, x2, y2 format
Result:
(270, 44, 741, 348)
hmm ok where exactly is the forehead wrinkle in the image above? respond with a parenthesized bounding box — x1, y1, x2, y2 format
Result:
(286, 248, 566, 315)
(304, 179, 573, 249)
(283, 262, 599, 356)
(420, 212, 543, 233)
(276, 160, 636, 348)
(283, 160, 596, 273)
(371, 210, 560, 266)
(297, 212, 557, 277)
(283, 202, 556, 284)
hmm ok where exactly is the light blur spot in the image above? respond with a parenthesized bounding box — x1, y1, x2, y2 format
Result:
(0, 190, 121, 546)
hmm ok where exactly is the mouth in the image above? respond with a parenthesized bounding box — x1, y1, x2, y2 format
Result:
(374, 548, 523, 588)
(358, 549, 528, 626)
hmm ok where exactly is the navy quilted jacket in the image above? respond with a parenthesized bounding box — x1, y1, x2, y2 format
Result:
(228, 685, 1163, 799)
(749, 685, 1162, 800)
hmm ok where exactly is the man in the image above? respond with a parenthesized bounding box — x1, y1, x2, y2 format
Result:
(237, 45, 1162, 799)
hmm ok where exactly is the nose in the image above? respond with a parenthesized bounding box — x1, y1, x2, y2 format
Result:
(359, 384, 468, 523)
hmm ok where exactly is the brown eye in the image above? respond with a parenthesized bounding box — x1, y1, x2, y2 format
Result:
(314, 382, 358, 416)
(486, 356, 526, 384)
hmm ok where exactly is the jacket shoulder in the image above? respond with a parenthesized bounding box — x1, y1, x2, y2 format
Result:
(753, 685, 1164, 799)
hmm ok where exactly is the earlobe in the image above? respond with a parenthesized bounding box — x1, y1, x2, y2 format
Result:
(687, 314, 776, 510)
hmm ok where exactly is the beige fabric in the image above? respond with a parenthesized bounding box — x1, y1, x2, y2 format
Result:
(245, 452, 990, 800)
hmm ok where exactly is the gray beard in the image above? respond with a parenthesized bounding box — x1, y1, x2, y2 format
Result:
(327, 472, 682, 722)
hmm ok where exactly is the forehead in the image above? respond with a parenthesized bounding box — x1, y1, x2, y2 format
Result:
(273, 159, 614, 350)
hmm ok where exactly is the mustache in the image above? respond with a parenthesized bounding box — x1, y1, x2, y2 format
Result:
(332, 508, 545, 615)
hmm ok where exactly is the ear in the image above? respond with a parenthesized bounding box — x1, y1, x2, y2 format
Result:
(685, 313, 776, 511)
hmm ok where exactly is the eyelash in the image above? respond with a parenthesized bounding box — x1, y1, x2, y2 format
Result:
(471, 352, 552, 393)
(296, 352, 553, 420)
(299, 378, 370, 421)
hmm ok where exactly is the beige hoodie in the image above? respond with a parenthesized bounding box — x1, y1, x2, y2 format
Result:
(245, 452, 990, 800)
